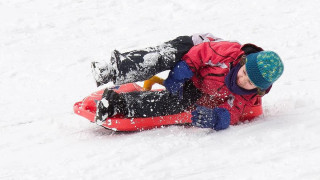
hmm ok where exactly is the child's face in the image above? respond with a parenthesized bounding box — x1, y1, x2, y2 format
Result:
(237, 65, 257, 90)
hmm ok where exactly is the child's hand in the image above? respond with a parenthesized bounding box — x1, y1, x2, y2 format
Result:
(191, 105, 230, 131)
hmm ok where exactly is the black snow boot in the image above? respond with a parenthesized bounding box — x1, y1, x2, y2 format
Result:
(95, 89, 127, 124)
(91, 51, 119, 87)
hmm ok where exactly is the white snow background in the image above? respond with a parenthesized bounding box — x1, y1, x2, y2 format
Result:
(1, 0, 320, 179)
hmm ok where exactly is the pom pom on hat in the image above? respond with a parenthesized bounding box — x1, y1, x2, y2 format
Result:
(245, 51, 284, 90)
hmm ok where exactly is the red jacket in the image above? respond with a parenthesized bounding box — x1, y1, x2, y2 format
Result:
(182, 40, 264, 125)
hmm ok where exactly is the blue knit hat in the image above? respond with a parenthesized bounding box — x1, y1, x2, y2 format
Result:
(245, 51, 284, 90)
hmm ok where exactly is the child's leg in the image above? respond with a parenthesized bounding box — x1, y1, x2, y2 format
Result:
(122, 92, 195, 118)
(120, 81, 201, 118)
(92, 36, 194, 86)
(95, 81, 201, 122)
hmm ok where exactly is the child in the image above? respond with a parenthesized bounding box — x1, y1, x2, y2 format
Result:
(91, 33, 284, 131)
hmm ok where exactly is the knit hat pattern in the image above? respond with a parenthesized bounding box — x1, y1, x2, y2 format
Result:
(245, 51, 284, 90)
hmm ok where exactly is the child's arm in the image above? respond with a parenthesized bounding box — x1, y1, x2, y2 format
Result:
(191, 95, 248, 130)
(182, 41, 242, 73)
(217, 97, 244, 126)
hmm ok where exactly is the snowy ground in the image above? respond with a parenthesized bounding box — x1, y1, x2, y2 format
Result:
(1, 0, 320, 179)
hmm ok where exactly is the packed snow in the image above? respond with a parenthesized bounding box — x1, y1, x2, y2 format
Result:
(1, 0, 320, 179)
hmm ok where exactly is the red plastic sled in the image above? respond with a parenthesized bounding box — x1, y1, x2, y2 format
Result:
(74, 82, 263, 131)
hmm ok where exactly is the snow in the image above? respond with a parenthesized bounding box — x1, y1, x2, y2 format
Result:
(1, 0, 320, 179)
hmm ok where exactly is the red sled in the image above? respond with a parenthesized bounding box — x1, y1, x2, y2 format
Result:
(73, 82, 263, 131)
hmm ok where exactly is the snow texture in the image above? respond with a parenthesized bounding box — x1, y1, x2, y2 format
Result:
(1, 0, 320, 179)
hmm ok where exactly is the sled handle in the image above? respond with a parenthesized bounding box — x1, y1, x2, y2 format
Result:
(143, 76, 164, 90)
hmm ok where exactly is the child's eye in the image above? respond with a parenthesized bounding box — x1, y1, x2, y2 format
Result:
(243, 70, 247, 75)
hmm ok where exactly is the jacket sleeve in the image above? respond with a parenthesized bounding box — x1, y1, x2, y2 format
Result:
(217, 95, 245, 125)
(182, 41, 242, 73)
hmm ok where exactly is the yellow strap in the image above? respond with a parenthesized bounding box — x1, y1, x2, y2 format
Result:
(143, 76, 164, 91)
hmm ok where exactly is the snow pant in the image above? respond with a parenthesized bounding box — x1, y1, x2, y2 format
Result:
(120, 81, 202, 118)
(111, 35, 194, 85)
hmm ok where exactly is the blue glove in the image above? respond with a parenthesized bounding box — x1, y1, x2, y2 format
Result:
(164, 61, 193, 96)
(191, 105, 230, 131)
